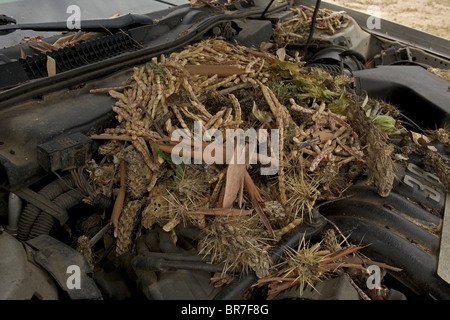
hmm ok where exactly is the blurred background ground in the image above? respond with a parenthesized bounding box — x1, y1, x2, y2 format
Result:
(324, 0, 450, 39)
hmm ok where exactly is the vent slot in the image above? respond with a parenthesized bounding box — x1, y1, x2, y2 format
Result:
(19, 32, 141, 79)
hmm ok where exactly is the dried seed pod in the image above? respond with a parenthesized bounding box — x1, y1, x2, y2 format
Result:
(263, 201, 288, 229)
(141, 179, 172, 229)
(76, 235, 94, 270)
(122, 149, 153, 198)
(116, 199, 145, 256)
(98, 141, 122, 155)
(322, 228, 341, 253)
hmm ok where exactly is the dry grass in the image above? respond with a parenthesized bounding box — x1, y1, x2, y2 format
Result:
(325, 0, 450, 39)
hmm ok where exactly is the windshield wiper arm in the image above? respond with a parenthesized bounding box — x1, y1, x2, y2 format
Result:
(0, 13, 153, 35)
(0, 14, 16, 25)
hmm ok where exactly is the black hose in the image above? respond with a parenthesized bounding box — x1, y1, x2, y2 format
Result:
(399, 112, 426, 134)
(260, 0, 275, 19)
(17, 175, 80, 241)
(18, 175, 74, 241)
(17, 204, 41, 241)
(339, 49, 366, 66)
(28, 210, 57, 239)
(28, 189, 85, 239)
(132, 256, 231, 274)
(303, 0, 322, 58)
(141, 252, 213, 262)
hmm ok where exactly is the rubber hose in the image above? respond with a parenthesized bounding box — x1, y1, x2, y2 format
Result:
(132, 256, 228, 274)
(28, 210, 57, 239)
(17, 175, 76, 241)
(28, 189, 85, 239)
(17, 205, 40, 241)
(306, 63, 342, 74)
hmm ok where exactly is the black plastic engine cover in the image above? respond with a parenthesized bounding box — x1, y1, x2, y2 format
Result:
(321, 157, 450, 299)
(353, 66, 450, 129)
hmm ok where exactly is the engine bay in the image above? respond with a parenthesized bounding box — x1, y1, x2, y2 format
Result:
(0, 0, 449, 301)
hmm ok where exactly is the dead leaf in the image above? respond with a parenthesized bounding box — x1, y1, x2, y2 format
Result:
(319, 246, 363, 265)
(38, 40, 58, 51)
(20, 45, 26, 59)
(162, 216, 182, 232)
(252, 101, 272, 123)
(410, 131, 438, 151)
(53, 32, 77, 48)
(46, 56, 56, 76)
(110, 161, 127, 237)
(22, 35, 44, 42)
(31, 31, 97, 53)
(223, 144, 247, 208)
(259, 41, 275, 52)
(243, 171, 275, 238)
(411, 131, 430, 147)
(341, 255, 403, 272)
(313, 130, 334, 143)
(276, 47, 286, 61)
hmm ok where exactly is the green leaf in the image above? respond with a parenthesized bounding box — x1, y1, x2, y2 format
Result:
(327, 91, 352, 115)
(148, 62, 166, 81)
(153, 143, 187, 192)
(371, 115, 403, 135)
(269, 59, 339, 102)
(153, 143, 174, 164)
(268, 59, 304, 78)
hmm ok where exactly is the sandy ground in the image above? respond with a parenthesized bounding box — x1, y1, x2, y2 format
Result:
(323, 0, 450, 39)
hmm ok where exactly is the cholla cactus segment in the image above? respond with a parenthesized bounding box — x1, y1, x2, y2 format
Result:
(198, 215, 272, 278)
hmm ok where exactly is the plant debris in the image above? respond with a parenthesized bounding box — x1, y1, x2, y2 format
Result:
(345, 99, 396, 197)
(198, 215, 272, 278)
(257, 229, 400, 299)
(189, 0, 246, 7)
(29, 30, 98, 53)
(428, 67, 450, 82)
(274, 6, 348, 46)
(82, 31, 414, 298)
